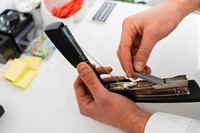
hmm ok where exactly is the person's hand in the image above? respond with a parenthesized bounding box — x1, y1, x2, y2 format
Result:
(74, 62, 151, 133)
(117, 0, 200, 78)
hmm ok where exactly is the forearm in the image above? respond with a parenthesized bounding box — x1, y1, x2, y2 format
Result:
(165, 0, 200, 18)
(120, 109, 151, 133)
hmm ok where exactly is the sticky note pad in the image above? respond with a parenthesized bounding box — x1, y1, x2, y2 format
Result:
(13, 69, 37, 89)
(3, 59, 28, 82)
(21, 56, 42, 70)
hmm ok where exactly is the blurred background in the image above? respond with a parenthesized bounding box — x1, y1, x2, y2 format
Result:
(0, 0, 164, 13)
(114, 0, 163, 5)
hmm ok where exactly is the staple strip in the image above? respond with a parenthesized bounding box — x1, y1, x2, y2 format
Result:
(133, 71, 165, 85)
(93, 2, 116, 22)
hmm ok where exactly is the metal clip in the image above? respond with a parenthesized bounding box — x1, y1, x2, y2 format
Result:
(107, 75, 190, 97)
(133, 75, 190, 97)
(108, 81, 137, 91)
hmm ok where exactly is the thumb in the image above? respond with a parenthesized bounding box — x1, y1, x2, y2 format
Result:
(77, 62, 107, 98)
(134, 36, 156, 72)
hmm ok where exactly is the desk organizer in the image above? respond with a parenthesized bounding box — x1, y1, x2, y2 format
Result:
(0, 9, 35, 53)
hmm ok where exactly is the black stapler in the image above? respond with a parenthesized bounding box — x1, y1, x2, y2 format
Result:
(45, 22, 200, 103)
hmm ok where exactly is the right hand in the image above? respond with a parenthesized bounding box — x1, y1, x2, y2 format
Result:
(117, 0, 190, 78)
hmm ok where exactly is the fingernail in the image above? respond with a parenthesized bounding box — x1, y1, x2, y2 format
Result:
(78, 63, 88, 75)
(135, 61, 145, 71)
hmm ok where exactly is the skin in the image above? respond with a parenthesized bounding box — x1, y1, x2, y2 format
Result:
(74, 0, 200, 133)
(74, 62, 151, 133)
(117, 0, 200, 78)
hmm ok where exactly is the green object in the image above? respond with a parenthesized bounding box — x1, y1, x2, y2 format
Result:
(25, 36, 56, 60)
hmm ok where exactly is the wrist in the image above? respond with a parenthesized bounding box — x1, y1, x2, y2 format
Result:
(123, 109, 151, 133)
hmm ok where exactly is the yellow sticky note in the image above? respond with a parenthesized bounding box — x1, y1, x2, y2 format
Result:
(21, 56, 42, 70)
(3, 59, 28, 82)
(13, 69, 37, 89)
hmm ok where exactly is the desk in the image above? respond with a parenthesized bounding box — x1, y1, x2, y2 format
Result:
(0, 0, 200, 133)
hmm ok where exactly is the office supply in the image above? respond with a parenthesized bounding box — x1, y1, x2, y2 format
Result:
(3, 59, 28, 82)
(21, 55, 42, 70)
(133, 71, 165, 85)
(45, 22, 200, 103)
(51, 0, 83, 18)
(93, 2, 116, 22)
(40, 0, 74, 27)
(0, 1, 200, 132)
(45, 22, 105, 84)
(0, 9, 35, 52)
(2, 56, 41, 89)
(13, 69, 37, 89)
(0, 34, 20, 64)
(25, 36, 56, 60)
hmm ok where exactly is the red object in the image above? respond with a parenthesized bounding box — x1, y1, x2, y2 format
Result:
(51, 7, 57, 16)
(67, 5, 81, 17)
(51, 0, 83, 18)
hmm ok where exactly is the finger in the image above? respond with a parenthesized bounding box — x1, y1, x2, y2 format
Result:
(131, 65, 151, 79)
(103, 76, 126, 82)
(133, 33, 142, 48)
(134, 35, 156, 72)
(144, 65, 151, 74)
(117, 19, 138, 78)
(77, 62, 108, 99)
(93, 65, 113, 75)
(131, 33, 142, 60)
(92, 64, 96, 68)
(130, 46, 138, 59)
(74, 76, 94, 106)
(96, 66, 112, 75)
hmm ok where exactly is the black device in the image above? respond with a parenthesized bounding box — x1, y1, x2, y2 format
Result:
(0, 9, 35, 53)
(0, 34, 20, 64)
(45, 22, 200, 103)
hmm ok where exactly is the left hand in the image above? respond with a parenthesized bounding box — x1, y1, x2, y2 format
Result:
(74, 62, 151, 133)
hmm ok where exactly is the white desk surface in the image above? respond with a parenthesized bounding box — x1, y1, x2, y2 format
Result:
(0, 0, 200, 133)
